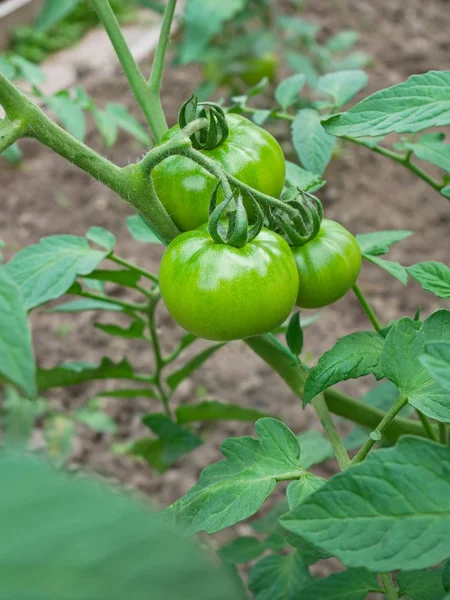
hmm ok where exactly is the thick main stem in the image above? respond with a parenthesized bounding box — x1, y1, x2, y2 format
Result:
(379, 573, 399, 600)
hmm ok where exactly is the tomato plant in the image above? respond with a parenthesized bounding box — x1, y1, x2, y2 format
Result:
(0, 0, 450, 599)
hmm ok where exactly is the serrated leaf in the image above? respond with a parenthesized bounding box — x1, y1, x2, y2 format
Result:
(381, 312, 450, 422)
(167, 343, 225, 390)
(170, 418, 304, 535)
(296, 430, 334, 468)
(363, 254, 408, 284)
(357, 230, 413, 256)
(126, 214, 161, 243)
(285, 161, 324, 192)
(95, 320, 145, 339)
(286, 312, 303, 356)
(37, 357, 141, 391)
(0, 270, 36, 397)
(249, 551, 313, 600)
(48, 299, 123, 313)
(403, 138, 450, 172)
(287, 474, 324, 511)
(105, 104, 151, 145)
(299, 568, 379, 600)
(275, 74, 306, 110)
(397, 568, 447, 600)
(86, 227, 116, 252)
(407, 262, 450, 299)
(292, 109, 335, 175)
(44, 92, 86, 140)
(327, 30, 360, 53)
(218, 537, 265, 564)
(282, 436, 450, 571)
(176, 401, 270, 424)
(74, 408, 118, 433)
(0, 453, 244, 600)
(303, 331, 384, 406)
(5, 236, 107, 310)
(421, 341, 450, 392)
(317, 70, 368, 107)
(324, 71, 450, 137)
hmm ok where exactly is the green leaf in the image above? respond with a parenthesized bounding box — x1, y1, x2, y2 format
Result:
(218, 537, 265, 564)
(248, 551, 313, 600)
(5, 236, 107, 310)
(363, 254, 408, 284)
(84, 268, 141, 287)
(167, 343, 225, 390)
(330, 51, 372, 72)
(176, 400, 270, 424)
(0, 453, 245, 600)
(86, 227, 116, 252)
(170, 418, 303, 535)
(381, 312, 450, 422)
(323, 71, 450, 137)
(37, 357, 140, 391)
(179, 0, 246, 63)
(275, 74, 306, 110)
(287, 474, 324, 511)
(73, 408, 118, 433)
(356, 230, 413, 256)
(0, 270, 36, 397)
(2, 387, 46, 446)
(303, 331, 384, 406)
(251, 501, 290, 535)
(92, 108, 118, 147)
(95, 320, 145, 339)
(9, 55, 45, 86)
(0, 57, 16, 80)
(137, 414, 203, 472)
(1, 143, 23, 164)
(126, 214, 161, 243)
(317, 70, 368, 108)
(105, 104, 151, 146)
(421, 341, 450, 392)
(285, 161, 324, 192)
(277, 16, 319, 41)
(44, 92, 86, 140)
(48, 299, 123, 313)
(281, 436, 450, 571)
(95, 388, 156, 399)
(397, 568, 447, 600)
(442, 185, 450, 199)
(286, 53, 318, 87)
(286, 312, 303, 357)
(292, 109, 335, 175)
(407, 262, 450, 299)
(296, 430, 333, 469)
(36, 0, 80, 30)
(299, 568, 379, 600)
(403, 137, 450, 172)
(327, 30, 360, 53)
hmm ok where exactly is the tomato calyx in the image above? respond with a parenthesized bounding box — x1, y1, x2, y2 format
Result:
(208, 187, 264, 248)
(178, 94, 229, 150)
(266, 190, 324, 246)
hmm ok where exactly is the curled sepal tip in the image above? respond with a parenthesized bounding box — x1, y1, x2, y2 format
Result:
(208, 189, 264, 248)
(269, 190, 323, 246)
(178, 94, 229, 150)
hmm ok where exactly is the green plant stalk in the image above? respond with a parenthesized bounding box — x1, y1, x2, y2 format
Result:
(416, 409, 438, 441)
(439, 422, 448, 445)
(147, 296, 172, 418)
(72, 289, 147, 312)
(311, 395, 350, 469)
(91, 0, 167, 142)
(350, 396, 409, 465)
(148, 0, 177, 132)
(379, 573, 399, 600)
(109, 253, 159, 283)
(352, 283, 382, 332)
(0, 118, 25, 153)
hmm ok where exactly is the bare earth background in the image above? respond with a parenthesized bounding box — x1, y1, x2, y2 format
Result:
(1, 0, 449, 566)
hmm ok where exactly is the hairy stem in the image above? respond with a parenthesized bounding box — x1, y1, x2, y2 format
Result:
(352, 283, 383, 332)
(379, 573, 399, 600)
(311, 396, 350, 469)
(0, 117, 25, 153)
(91, 0, 167, 142)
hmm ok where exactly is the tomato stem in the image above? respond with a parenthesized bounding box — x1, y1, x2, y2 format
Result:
(352, 283, 383, 333)
(439, 422, 448, 445)
(109, 254, 159, 284)
(311, 396, 350, 469)
(147, 295, 172, 419)
(416, 409, 439, 441)
(379, 573, 399, 600)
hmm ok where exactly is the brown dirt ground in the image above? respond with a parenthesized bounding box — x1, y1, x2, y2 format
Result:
(1, 0, 450, 584)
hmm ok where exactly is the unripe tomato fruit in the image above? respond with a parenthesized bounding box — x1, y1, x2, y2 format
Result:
(159, 226, 299, 341)
(240, 52, 278, 86)
(152, 114, 285, 232)
(292, 219, 362, 309)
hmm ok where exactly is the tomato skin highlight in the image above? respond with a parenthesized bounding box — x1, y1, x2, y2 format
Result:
(292, 219, 362, 309)
(159, 226, 299, 341)
(152, 114, 285, 232)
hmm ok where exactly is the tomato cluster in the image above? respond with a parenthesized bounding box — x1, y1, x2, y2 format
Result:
(157, 115, 361, 341)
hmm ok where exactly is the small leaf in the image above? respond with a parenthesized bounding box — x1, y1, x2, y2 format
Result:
(323, 70, 450, 137)
(285, 161, 324, 192)
(176, 401, 271, 424)
(169, 418, 303, 535)
(251, 109, 272, 126)
(403, 137, 450, 172)
(93, 108, 118, 147)
(287, 474, 324, 511)
(5, 236, 107, 310)
(9, 55, 45, 86)
(95, 320, 146, 339)
(74, 408, 118, 433)
(299, 568, 379, 600)
(2, 387, 45, 446)
(0, 57, 16, 80)
(420, 341, 450, 392)
(1, 143, 23, 164)
(282, 436, 450, 571)
(407, 261, 450, 299)
(44, 92, 86, 140)
(296, 430, 334, 469)
(363, 255, 408, 284)
(218, 537, 265, 564)
(397, 568, 447, 600)
(48, 299, 123, 313)
(327, 30, 360, 53)
(356, 230, 413, 256)
(303, 331, 384, 406)
(167, 344, 225, 390)
(36, 0, 79, 30)
(126, 214, 161, 243)
(248, 551, 313, 600)
(84, 269, 142, 287)
(286, 313, 303, 356)
(86, 227, 116, 252)
(275, 74, 306, 110)
(330, 51, 372, 72)
(292, 109, 335, 175)
(317, 70, 368, 107)
(105, 103, 151, 145)
(0, 270, 36, 397)
(286, 53, 318, 87)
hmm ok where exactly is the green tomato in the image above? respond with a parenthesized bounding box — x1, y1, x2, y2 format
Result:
(152, 114, 285, 232)
(292, 219, 362, 309)
(159, 225, 299, 341)
(240, 52, 278, 86)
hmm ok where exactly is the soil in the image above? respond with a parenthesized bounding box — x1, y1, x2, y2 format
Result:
(1, 0, 450, 585)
